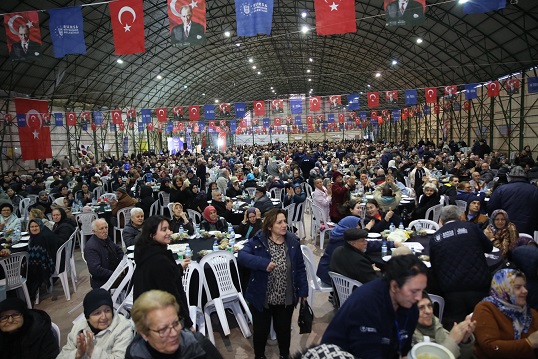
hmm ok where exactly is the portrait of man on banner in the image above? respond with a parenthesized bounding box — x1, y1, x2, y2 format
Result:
(384, 0, 425, 27)
(169, 0, 207, 46)
(4, 11, 42, 61)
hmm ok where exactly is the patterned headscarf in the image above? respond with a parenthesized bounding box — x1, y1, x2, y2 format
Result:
(489, 209, 518, 256)
(490, 209, 509, 230)
(484, 269, 532, 339)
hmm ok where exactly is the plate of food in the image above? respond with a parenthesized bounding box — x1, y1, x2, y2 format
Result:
(418, 255, 431, 267)
(11, 243, 27, 248)
(198, 249, 214, 257)
(367, 233, 381, 238)
(20, 232, 29, 236)
(170, 232, 190, 242)
(233, 244, 244, 252)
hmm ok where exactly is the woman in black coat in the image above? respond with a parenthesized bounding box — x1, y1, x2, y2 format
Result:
(51, 207, 76, 247)
(363, 199, 402, 233)
(26, 219, 58, 302)
(412, 183, 441, 220)
(137, 185, 155, 219)
(169, 202, 194, 234)
(235, 207, 262, 239)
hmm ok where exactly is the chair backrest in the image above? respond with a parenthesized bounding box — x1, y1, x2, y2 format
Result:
(455, 200, 467, 213)
(76, 212, 99, 236)
(304, 183, 313, 198)
(116, 207, 134, 229)
(187, 209, 202, 225)
(284, 203, 296, 231)
(311, 204, 322, 231)
(441, 194, 450, 206)
(408, 219, 440, 231)
(27, 194, 38, 204)
(167, 203, 175, 218)
(149, 200, 160, 217)
(328, 271, 362, 307)
(53, 234, 74, 276)
(110, 258, 135, 307)
(0, 252, 29, 290)
(92, 186, 104, 198)
(100, 193, 117, 201)
(200, 251, 242, 299)
(429, 294, 445, 322)
(101, 257, 131, 292)
(300, 245, 322, 291)
(269, 187, 284, 202)
(51, 322, 61, 348)
(182, 261, 204, 307)
(158, 191, 170, 215)
(246, 187, 257, 198)
(404, 176, 411, 188)
(424, 204, 443, 223)
(19, 198, 31, 218)
(290, 202, 304, 223)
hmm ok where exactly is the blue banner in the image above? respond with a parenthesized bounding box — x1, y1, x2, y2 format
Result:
(263, 118, 270, 128)
(423, 106, 431, 115)
(81, 122, 87, 131)
(347, 94, 360, 110)
(166, 122, 173, 133)
(528, 77, 538, 93)
(360, 112, 367, 121)
(204, 105, 215, 120)
(405, 89, 417, 105)
(235, 102, 246, 118)
(54, 113, 63, 126)
(122, 137, 128, 154)
(48, 6, 86, 58)
(93, 111, 103, 125)
(464, 0, 505, 14)
(141, 109, 152, 123)
(110, 123, 116, 132)
(138, 122, 145, 132)
(417, 110, 423, 118)
(230, 120, 237, 133)
(290, 99, 302, 114)
(465, 84, 478, 100)
(294, 116, 302, 126)
(186, 131, 192, 150)
(392, 109, 400, 122)
(328, 114, 335, 123)
(236, 0, 274, 36)
(198, 121, 205, 132)
(16, 114, 25, 127)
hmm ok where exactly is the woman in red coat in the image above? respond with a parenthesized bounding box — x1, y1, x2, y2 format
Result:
(329, 171, 349, 223)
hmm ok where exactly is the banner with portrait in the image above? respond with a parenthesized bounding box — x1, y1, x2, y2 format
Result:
(168, 0, 207, 46)
(384, 0, 425, 27)
(4, 11, 42, 61)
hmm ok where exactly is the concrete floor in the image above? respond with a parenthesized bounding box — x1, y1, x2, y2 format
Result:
(34, 227, 334, 358)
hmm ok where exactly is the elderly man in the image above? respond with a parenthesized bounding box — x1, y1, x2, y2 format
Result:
(216, 169, 230, 195)
(85, 219, 125, 288)
(479, 162, 495, 183)
(211, 189, 233, 222)
(122, 208, 144, 247)
(253, 186, 274, 215)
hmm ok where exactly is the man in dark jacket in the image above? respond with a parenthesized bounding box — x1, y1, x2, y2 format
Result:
(438, 175, 459, 205)
(253, 186, 275, 215)
(430, 205, 493, 326)
(84, 218, 124, 288)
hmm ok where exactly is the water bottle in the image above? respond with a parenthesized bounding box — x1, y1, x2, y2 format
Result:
(221, 193, 225, 202)
(229, 230, 236, 247)
(381, 241, 387, 257)
(184, 244, 192, 259)
(411, 246, 415, 255)
(194, 223, 200, 238)
(389, 222, 395, 232)
(398, 222, 404, 230)
(213, 239, 219, 252)
(13, 228, 21, 244)
(179, 225, 184, 235)
(243, 189, 247, 198)
(416, 222, 422, 234)
(228, 223, 233, 234)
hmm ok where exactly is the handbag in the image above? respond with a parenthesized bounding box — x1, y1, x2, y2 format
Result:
(297, 298, 314, 334)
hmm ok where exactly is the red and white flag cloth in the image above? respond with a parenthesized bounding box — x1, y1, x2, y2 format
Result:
(253, 101, 265, 116)
(111, 110, 122, 124)
(367, 92, 379, 108)
(309, 96, 321, 112)
(156, 107, 167, 122)
(425, 87, 438, 103)
(66, 112, 77, 126)
(109, 0, 145, 55)
(188, 106, 200, 120)
(15, 98, 52, 161)
(314, 0, 356, 35)
(487, 81, 501, 97)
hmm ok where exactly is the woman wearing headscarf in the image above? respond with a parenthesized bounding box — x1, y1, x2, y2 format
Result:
(473, 269, 538, 358)
(26, 218, 58, 302)
(0, 202, 21, 233)
(188, 183, 208, 213)
(199, 205, 229, 232)
(0, 298, 59, 359)
(236, 207, 262, 240)
(57, 288, 133, 359)
(51, 207, 76, 246)
(484, 209, 519, 257)
(283, 183, 306, 208)
(169, 202, 194, 235)
(50, 196, 75, 219)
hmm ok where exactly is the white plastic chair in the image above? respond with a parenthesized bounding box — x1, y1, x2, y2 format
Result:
(149, 200, 160, 217)
(69, 229, 80, 284)
(114, 206, 134, 246)
(0, 252, 32, 308)
(268, 187, 284, 206)
(75, 212, 98, 251)
(99, 193, 117, 201)
(404, 176, 411, 188)
(27, 194, 38, 204)
(424, 204, 443, 223)
(19, 198, 31, 231)
(187, 209, 202, 225)
(200, 251, 252, 344)
(51, 322, 61, 348)
(245, 187, 257, 198)
(50, 234, 77, 301)
(455, 200, 467, 213)
(429, 294, 445, 322)
(167, 203, 175, 218)
(408, 219, 440, 231)
(328, 271, 362, 307)
(311, 203, 331, 249)
(300, 245, 332, 307)
(284, 202, 306, 239)
(92, 186, 104, 198)
(158, 191, 170, 216)
(102, 256, 134, 309)
(182, 262, 206, 334)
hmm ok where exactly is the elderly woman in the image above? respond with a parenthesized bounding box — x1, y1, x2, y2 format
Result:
(412, 182, 441, 220)
(283, 183, 306, 207)
(0, 298, 59, 359)
(125, 290, 222, 359)
(237, 209, 308, 359)
(484, 209, 519, 257)
(473, 269, 538, 358)
(199, 205, 229, 232)
(169, 202, 194, 235)
(412, 292, 475, 359)
(132, 215, 193, 330)
(0, 202, 21, 233)
(461, 195, 489, 228)
(51, 207, 76, 246)
(58, 288, 133, 359)
(312, 177, 332, 222)
(123, 207, 144, 247)
(51, 196, 75, 219)
(373, 174, 402, 212)
(236, 207, 262, 240)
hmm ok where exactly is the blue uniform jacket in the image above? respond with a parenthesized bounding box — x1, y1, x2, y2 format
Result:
(237, 230, 308, 312)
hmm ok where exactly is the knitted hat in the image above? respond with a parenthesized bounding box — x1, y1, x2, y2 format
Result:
(302, 344, 355, 359)
(332, 171, 343, 181)
(0, 298, 29, 318)
(83, 288, 113, 318)
(115, 186, 128, 194)
(508, 166, 527, 179)
(255, 186, 266, 194)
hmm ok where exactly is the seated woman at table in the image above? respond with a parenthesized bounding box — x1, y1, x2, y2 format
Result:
(169, 202, 194, 235)
(283, 183, 306, 207)
(206, 182, 219, 201)
(412, 291, 476, 359)
(341, 199, 374, 231)
(200, 205, 229, 232)
(123, 207, 145, 247)
(363, 199, 402, 233)
(58, 288, 133, 359)
(26, 218, 58, 302)
(484, 209, 519, 258)
(473, 268, 538, 358)
(187, 183, 208, 213)
(236, 207, 262, 239)
(461, 195, 489, 228)
(373, 175, 402, 212)
(132, 215, 193, 330)
(76, 183, 94, 206)
(0, 297, 60, 359)
(226, 176, 243, 198)
(29, 207, 54, 231)
(51, 207, 76, 246)
(412, 183, 442, 220)
(51, 196, 75, 220)
(170, 176, 193, 205)
(0, 202, 21, 233)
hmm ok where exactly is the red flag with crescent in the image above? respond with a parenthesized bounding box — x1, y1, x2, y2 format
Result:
(219, 120, 226, 127)
(433, 104, 440, 114)
(178, 122, 184, 131)
(81, 111, 91, 123)
(111, 110, 122, 124)
(308, 123, 314, 132)
(338, 113, 345, 123)
(403, 108, 409, 117)
(91, 122, 97, 131)
(3, 11, 42, 58)
(156, 107, 167, 122)
(425, 87, 437, 103)
(15, 98, 52, 161)
(109, 0, 145, 55)
(367, 92, 379, 108)
(274, 118, 281, 126)
(188, 106, 199, 120)
(306, 116, 313, 126)
(464, 100, 471, 111)
(253, 101, 265, 116)
(252, 118, 259, 126)
(371, 110, 378, 118)
(147, 123, 154, 131)
(382, 110, 389, 118)
(487, 81, 501, 97)
(119, 123, 125, 131)
(309, 96, 321, 112)
(66, 112, 77, 126)
(377, 116, 383, 125)
(4, 114, 14, 124)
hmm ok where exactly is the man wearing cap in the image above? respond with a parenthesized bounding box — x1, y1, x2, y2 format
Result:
(226, 176, 243, 198)
(330, 228, 381, 286)
(253, 186, 274, 215)
(488, 165, 538, 235)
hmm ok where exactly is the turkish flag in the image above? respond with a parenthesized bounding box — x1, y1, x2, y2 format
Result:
(433, 104, 440, 114)
(377, 116, 383, 125)
(81, 111, 91, 123)
(15, 98, 52, 161)
(111, 110, 122, 124)
(338, 113, 345, 123)
(425, 87, 438, 103)
(91, 123, 97, 131)
(382, 110, 389, 118)
(109, 0, 145, 55)
(309, 96, 321, 112)
(487, 81, 501, 97)
(119, 123, 125, 131)
(315, 0, 356, 35)
(385, 90, 398, 104)
(306, 116, 313, 126)
(464, 100, 471, 111)
(156, 107, 167, 122)
(253, 101, 265, 116)
(147, 123, 154, 131)
(189, 106, 200, 120)
(252, 118, 259, 126)
(371, 110, 378, 118)
(274, 118, 281, 126)
(367, 92, 379, 108)
(66, 112, 77, 126)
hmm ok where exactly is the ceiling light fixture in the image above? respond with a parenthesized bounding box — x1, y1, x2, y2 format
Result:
(215, 99, 219, 103)
(392, 59, 398, 65)
(257, 71, 261, 75)
(301, 11, 307, 18)
(309, 57, 313, 62)
(306, 69, 311, 73)
(416, 38, 423, 44)
(156, 74, 162, 80)
(375, 72, 381, 77)
(301, 25, 309, 34)
(116, 59, 124, 64)
(224, 31, 231, 37)
(252, 65, 256, 69)
(249, 58, 254, 63)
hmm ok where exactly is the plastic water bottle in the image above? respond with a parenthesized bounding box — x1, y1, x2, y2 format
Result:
(398, 222, 404, 230)
(228, 223, 233, 234)
(381, 241, 387, 257)
(179, 225, 184, 235)
(243, 189, 247, 198)
(229, 230, 236, 247)
(184, 244, 192, 259)
(389, 222, 395, 232)
(411, 246, 415, 255)
(13, 228, 21, 244)
(221, 193, 225, 202)
(194, 224, 200, 238)
(213, 239, 219, 252)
